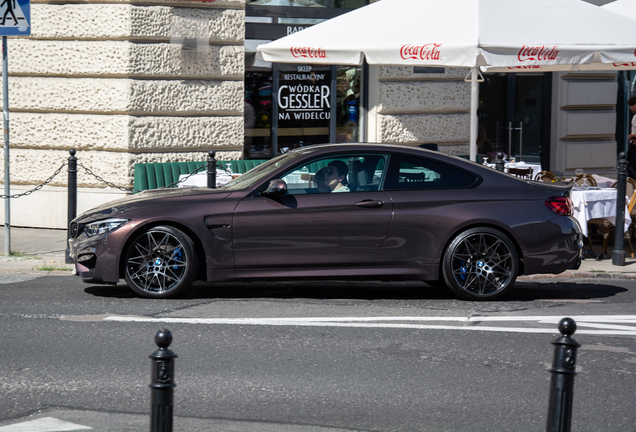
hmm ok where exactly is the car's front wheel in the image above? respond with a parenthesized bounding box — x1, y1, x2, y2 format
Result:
(442, 228, 518, 300)
(124, 226, 198, 299)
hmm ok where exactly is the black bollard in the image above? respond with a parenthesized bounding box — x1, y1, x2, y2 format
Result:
(150, 329, 178, 432)
(207, 151, 216, 189)
(546, 318, 580, 432)
(65, 149, 77, 264)
(613, 152, 628, 266)
(495, 152, 505, 172)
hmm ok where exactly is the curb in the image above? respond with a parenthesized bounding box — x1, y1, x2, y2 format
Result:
(519, 272, 636, 280)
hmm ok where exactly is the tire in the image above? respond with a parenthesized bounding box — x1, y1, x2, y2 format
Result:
(442, 228, 518, 300)
(124, 226, 198, 299)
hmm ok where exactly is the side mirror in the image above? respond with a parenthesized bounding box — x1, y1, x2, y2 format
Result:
(261, 179, 288, 197)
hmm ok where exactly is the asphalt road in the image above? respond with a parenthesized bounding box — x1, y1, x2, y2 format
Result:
(1, 275, 635, 432)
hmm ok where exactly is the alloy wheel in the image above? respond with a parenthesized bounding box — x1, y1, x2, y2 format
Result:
(443, 228, 518, 300)
(124, 226, 197, 298)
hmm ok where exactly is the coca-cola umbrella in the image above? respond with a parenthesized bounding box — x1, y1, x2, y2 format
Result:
(257, 0, 636, 160)
(603, 0, 636, 20)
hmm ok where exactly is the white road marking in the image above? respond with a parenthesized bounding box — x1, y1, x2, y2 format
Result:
(102, 315, 636, 336)
(0, 417, 91, 432)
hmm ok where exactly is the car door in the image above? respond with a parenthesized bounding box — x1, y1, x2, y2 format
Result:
(232, 153, 393, 269)
(377, 153, 480, 267)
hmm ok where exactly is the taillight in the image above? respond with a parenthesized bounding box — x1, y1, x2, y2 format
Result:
(545, 196, 572, 216)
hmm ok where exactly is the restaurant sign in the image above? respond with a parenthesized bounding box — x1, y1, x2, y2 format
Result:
(278, 65, 331, 127)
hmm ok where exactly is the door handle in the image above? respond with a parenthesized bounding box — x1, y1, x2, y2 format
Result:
(356, 200, 383, 208)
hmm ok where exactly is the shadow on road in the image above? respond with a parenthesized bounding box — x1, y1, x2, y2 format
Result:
(83, 279, 629, 302)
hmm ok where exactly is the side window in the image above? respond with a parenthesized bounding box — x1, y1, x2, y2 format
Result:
(384, 154, 478, 190)
(280, 154, 388, 195)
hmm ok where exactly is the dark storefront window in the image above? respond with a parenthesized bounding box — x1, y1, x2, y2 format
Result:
(478, 72, 551, 168)
(244, 1, 368, 159)
(277, 64, 331, 152)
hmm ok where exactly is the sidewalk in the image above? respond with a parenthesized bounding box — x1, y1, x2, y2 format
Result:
(0, 227, 635, 278)
(0, 227, 74, 274)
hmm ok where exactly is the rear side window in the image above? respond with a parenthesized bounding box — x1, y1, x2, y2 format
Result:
(384, 154, 478, 190)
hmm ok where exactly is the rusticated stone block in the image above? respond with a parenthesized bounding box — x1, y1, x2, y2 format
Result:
(379, 81, 470, 115)
(1, 77, 243, 114)
(131, 150, 242, 166)
(0, 148, 244, 188)
(7, 40, 243, 79)
(8, 113, 243, 152)
(0, 149, 131, 188)
(378, 113, 470, 145)
(128, 116, 243, 151)
(30, 4, 244, 42)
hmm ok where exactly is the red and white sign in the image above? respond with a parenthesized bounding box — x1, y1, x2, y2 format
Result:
(399, 43, 442, 61)
(290, 46, 327, 59)
(517, 45, 559, 62)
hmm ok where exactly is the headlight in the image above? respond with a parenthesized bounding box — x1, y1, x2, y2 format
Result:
(83, 218, 129, 238)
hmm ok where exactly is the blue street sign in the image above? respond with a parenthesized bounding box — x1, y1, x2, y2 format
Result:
(0, 0, 29, 36)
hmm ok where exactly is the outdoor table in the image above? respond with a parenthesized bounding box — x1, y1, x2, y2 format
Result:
(485, 161, 542, 177)
(591, 174, 616, 188)
(570, 187, 631, 237)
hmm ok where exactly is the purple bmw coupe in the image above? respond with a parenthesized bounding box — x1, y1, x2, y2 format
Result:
(69, 144, 582, 300)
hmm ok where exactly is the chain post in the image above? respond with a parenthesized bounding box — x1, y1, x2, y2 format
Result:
(207, 151, 217, 189)
(150, 329, 177, 432)
(66, 149, 77, 264)
(495, 152, 505, 172)
(613, 152, 628, 266)
(546, 318, 579, 432)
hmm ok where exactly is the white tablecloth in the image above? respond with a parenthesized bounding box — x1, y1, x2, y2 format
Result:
(178, 170, 235, 188)
(485, 161, 542, 176)
(570, 188, 631, 237)
(591, 174, 616, 188)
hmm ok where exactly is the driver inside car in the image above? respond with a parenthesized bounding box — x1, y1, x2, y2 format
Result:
(324, 160, 350, 193)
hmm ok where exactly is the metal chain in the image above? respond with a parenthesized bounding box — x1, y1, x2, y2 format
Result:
(0, 160, 233, 199)
(78, 162, 138, 193)
(0, 162, 68, 199)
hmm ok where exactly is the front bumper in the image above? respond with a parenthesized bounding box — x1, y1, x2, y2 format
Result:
(68, 220, 135, 284)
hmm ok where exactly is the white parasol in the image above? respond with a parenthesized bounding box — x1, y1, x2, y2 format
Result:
(603, 0, 636, 19)
(257, 0, 636, 160)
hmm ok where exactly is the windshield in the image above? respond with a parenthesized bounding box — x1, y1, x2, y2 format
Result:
(219, 152, 304, 190)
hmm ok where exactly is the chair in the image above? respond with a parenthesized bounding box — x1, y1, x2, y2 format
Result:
(534, 170, 557, 182)
(587, 178, 635, 257)
(573, 174, 598, 187)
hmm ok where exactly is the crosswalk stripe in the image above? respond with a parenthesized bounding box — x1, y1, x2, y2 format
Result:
(102, 315, 636, 336)
(0, 417, 91, 432)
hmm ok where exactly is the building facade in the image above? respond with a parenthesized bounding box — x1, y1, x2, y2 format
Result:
(0, 0, 627, 229)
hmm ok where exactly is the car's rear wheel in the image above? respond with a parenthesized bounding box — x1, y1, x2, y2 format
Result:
(442, 228, 518, 300)
(124, 226, 198, 299)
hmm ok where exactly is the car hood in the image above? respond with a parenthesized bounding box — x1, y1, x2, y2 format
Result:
(75, 187, 233, 223)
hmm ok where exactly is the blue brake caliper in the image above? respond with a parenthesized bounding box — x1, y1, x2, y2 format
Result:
(459, 261, 468, 281)
(172, 247, 182, 272)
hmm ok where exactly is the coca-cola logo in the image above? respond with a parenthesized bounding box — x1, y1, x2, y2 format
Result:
(290, 46, 327, 59)
(518, 45, 559, 62)
(613, 63, 636, 67)
(399, 43, 442, 61)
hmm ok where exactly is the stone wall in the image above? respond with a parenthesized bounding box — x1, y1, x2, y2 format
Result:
(0, 0, 245, 228)
(0, 0, 245, 188)
(368, 65, 471, 155)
